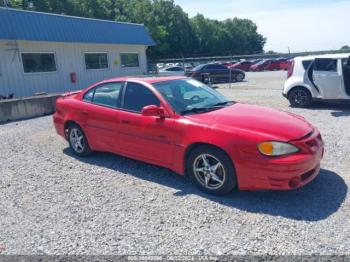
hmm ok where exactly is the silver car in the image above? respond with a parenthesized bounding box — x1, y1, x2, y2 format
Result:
(283, 53, 350, 107)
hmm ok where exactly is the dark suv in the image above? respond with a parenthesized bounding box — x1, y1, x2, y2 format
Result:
(186, 63, 245, 83)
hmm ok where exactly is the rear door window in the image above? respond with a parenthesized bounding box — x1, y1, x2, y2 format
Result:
(83, 82, 124, 108)
(314, 58, 337, 72)
(302, 60, 313, 70)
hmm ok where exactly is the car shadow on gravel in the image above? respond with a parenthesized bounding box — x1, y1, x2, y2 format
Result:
(64, 149, 347, 222)
(218, 168, 347, 221)
(305, 102, 350, 117)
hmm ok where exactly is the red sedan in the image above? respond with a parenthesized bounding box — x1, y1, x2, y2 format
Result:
(280, 59, 293, 71)
(229, 61, 254, 71)
(251, 59, 280, 71)
(53, 76, 324, 195)
(265, 59, 281, 70)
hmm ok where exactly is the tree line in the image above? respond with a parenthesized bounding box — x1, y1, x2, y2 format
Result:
(2, 0, 266, 59)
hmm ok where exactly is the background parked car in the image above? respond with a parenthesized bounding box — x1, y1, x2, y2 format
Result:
(182, 63, 194, 71)
(158, 66, 185, 76)
(250, 60, 269, 71)
(156, 63, 165, 70)
(250, 59, 263, 64)
(283, 53, 350, 107)
(221, 61, 238, 67)
(229, 61, 255, 71)
(250, 59, 278, 71)
(279, 58, 293, 71)
(264, 59, 281, 71)
(186, 63, 245, 83)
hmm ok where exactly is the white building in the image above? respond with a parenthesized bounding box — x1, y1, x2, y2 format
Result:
(0, 8, 155, 98)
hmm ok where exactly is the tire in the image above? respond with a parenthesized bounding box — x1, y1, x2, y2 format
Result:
(228, 74, 236, 83)
(235, 73, 245, 82)
(288, 87, 312, 108)
(67, 123, 92, 157)
(187, 145, 237, 195)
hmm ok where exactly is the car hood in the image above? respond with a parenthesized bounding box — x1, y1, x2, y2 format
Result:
(185, 103, 313, 141)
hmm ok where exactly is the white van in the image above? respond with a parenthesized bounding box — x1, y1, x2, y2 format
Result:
(283, 53, 350, 107)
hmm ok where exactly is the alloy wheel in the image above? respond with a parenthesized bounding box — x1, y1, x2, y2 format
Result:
(292, 90, 308, 106)
(193, 154, 226, 190)
(69, 128, 85, 154)
(236, 74, 244, 82)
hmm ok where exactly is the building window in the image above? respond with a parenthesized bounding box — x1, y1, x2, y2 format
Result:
(120, 53, 139, 68)
(85, 53, 109, 70)
(22, 53, 57, 73)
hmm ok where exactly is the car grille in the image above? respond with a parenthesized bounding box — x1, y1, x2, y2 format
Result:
(301, 167, 317, 182)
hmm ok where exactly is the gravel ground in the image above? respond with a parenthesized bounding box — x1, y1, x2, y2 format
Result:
(0, 71, 349, 255)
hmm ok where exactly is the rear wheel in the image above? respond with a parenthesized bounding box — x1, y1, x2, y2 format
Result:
(288, 87, 312, 108)
(187, 145, 237, 195)
(235, 73, 245, 82)
(68, 124, 92, 156)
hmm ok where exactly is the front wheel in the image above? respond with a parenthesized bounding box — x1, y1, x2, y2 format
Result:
(288, 87, 312, 108)
(187, 146, 237, 195)
(68, 124, 92, 156)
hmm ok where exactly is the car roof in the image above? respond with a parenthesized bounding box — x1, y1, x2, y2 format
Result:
(99, 75, 187, 84)
(160, 66, 184, 70)
(295, 53, 350, 61)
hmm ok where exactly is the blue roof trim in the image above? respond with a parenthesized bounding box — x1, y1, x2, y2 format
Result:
(0, 8, 155, 46)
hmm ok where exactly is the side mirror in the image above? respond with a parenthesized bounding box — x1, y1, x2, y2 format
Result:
(141, 105, 165, 118)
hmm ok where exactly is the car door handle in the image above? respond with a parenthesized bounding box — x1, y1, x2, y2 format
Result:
(121, 120, 131, 124)
(81, 111, 88, 116)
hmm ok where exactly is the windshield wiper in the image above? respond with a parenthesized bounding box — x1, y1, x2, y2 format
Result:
(181, 101, 235, 115)
(181, 107, 219, 115)
(209, 100, 235, 107)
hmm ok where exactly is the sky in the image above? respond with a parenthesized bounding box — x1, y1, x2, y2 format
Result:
(174, 0, 350, 53)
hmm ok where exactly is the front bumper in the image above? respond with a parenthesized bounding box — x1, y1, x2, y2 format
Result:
(235, 130, 324, 191)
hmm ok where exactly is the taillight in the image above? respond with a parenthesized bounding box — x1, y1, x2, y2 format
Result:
(287, 60, 294, 78)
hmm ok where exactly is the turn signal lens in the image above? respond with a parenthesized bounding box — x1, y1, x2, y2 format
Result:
(258, 142, 274, 155)
(258, 141, 299, 156)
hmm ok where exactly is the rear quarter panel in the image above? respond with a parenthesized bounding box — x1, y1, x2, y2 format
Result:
(53, 95, 84, 139)
(283, 60, 320, 98)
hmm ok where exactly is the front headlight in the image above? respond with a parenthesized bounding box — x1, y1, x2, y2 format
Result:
(257, 141, 299, 156)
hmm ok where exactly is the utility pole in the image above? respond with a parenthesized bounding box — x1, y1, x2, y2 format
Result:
(288, 46, 291, 54)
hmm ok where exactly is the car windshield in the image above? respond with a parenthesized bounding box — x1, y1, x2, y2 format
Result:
(192, 64, 206, 71)
(153, 79, 233, 115)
